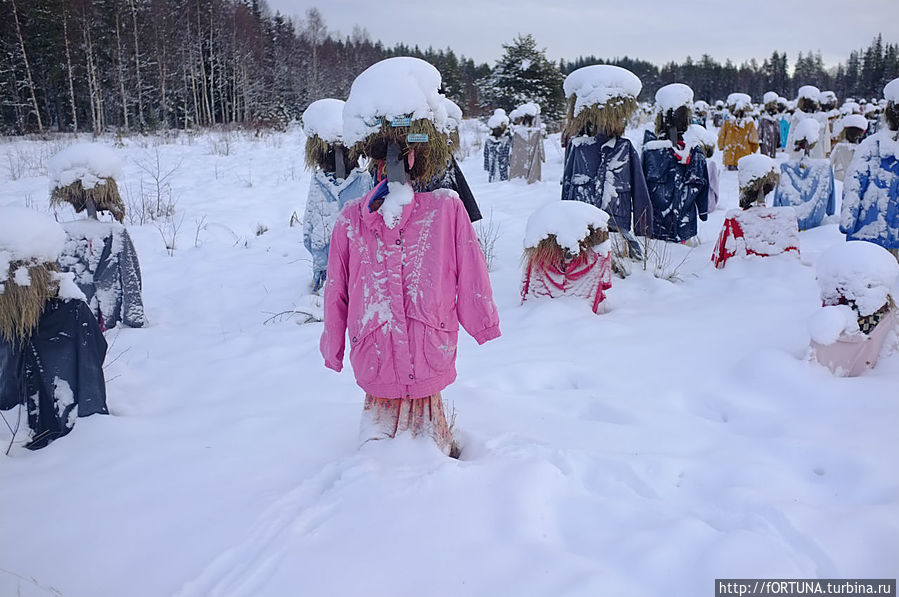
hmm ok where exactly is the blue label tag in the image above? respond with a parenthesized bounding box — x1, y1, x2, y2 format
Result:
(406, 133, 429, 143)
(391, 117, 412, 127)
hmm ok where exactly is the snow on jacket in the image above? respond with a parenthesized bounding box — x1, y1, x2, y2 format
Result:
(509, 126, 545, 184)
(320, 187, 501, 399)
(642, 141, 710, 242)
(303, 169, 373, 287)
(0, 298, 107, 450)
(840, 130, 899, 249)
(58, 220, 144, 330)
(786, 111, 831, 159)
(758, 115, 780, 158)
(717, 117, 759, 168)
(830, 142, 858, 182)
(779, 117, 790, 148)
(484, 132, 511, 182)
(773, 158, 835, 230)
(561, 133, 653, 236)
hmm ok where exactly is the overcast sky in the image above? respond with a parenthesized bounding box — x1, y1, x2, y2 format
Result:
(264, 0, 898, 68)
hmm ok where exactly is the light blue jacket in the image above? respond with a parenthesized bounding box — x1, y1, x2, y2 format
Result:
(840, 132, 899, 249)
(773, 158, 835, 230)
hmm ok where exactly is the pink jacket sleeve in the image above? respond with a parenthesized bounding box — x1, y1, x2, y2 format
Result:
(320, 212, 350, 371)
(453, 198, 501, 345)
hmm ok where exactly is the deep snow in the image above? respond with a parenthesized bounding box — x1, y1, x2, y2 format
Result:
(0, 123, 897, 597)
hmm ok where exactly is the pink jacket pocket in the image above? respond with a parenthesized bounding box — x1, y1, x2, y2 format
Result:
(408, 314, 459, 378)
(348, 322, 388, 384)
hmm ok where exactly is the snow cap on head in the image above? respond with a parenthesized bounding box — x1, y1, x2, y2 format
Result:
(655, 83, 693, 112)
(487, 108, 509, 129)
(524, 200, 610, 254)
(48, 143, 122, 191)
(342, 57, 447, 146)
(510, 102, 541, 121)
(684, 124, 716, 150)
(885, 77, 899, 103)
(302, 98, 345, 143)
(727, 93, 752, 110)
(816, 241, 899, 317)
(794, 118, 820, 144)
(443, 97, 463, 132)
(0, 205, 66, 266)
(798, 85, 821, 101)
(820, 90, 838, 107)
(763, 91, 779, 105)
(563, 65, 642, 112)
(841, 114, 869, 131)
(737, 154, 778, 188)
(693, 100, 709, 112)
(840, 101, 861, 115)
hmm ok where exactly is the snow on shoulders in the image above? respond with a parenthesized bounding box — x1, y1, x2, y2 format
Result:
(48, 143, 122, 190)
(487, 109, 509, 129)
(509, 102, 541, 121)
(563, 65, 641, 114)
(727, 93, 752, 110)
(809, 305, 860, 345)
(737, 154, 777, 187)
(379, 182, 414, 229)
(885, 77, 899, 103)
(54, 270, 87, 302)
(0, 205, 66, 266)
(443, 98, 463, 131)
(430, 187, 461, 202)
(684, 124, 715, 149)
(816, 241, 899, 317)
(61, 218, 124, 239)
(655, 84, 693, 112)
(793, 118, 821, 144)
(302, 98, 345, 142)
(343, 57, 447, 146)
(643, 139, 673, 152)
(524, 201, 610, 253)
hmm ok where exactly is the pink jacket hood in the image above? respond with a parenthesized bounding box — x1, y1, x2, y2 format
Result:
(320, 186, 500, 399)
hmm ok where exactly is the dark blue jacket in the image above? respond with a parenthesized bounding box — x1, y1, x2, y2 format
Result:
(484, 133, 511, 182)
(0, 299, 108, 450)
(642, 140, 710, 242)
(561, 133, 653, 236)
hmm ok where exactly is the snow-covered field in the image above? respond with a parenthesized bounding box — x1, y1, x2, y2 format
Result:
(1, 125, 897, 597)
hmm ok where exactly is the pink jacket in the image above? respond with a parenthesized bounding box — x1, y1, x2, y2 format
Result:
(320, 187, 501, 399)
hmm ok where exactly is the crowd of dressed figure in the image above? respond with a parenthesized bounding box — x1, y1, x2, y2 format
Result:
(2, 56, 897, 456)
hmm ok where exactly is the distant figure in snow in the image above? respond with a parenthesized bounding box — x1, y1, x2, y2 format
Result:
(758, 91, 781, 158)
(420, 97, 482, 223)
(692, 100, 709, 127)
(560, 64, 651, 265)
(483, 108, 512, 183)
(321, 57, 500, 458)
(809, 241, 898, 377)
(786, 85, 831, 159)
(819, 90, 840, 156)
(711, 100, 726, 128)
(779, 97, 791, 149)
(301, 99, 373, 293)
(840, 78, 899, 260)
(685, 124, 720, 212)
(642, 83, 709, 244)
(508, 102, 545, 184)
(50, 143, 145, 331)
(773, 118, 835, 231)
(0, 207, 108, 450)
(830, 114, 869, 182)
(717, 93, 759, 170)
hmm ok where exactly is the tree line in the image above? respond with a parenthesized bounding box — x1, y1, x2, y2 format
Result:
(1, 0, 896, 135)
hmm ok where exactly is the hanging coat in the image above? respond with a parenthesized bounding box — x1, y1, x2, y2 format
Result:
(0, 298, 108, 450)
(483, 133, 511, 182)
(779, 117, 790, 148)
(840, 130, 899, 250)
(421, 157, 482, 223)
(509, 126, 545, 184)
(830, 142, 858, 182)
(717, 117, 760, 168)
(642, 140, 710, 242)
(758, 115, 780, 158)
(786, 110, 831, 159)
(58, 220, 145, 331)
(561, 133, 653, 236)
(773, 158, 835, 230)
(320, 187, 500, 399)
(303, 169, 373, 292)
(707, 159, 720, 212)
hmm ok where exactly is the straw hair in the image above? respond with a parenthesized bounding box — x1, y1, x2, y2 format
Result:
(739, 170, 780, 209)
(50, 179, 125, 223)
(0, 260, 59, 344)
(524, 226, 610, 268)
(355, 117, 452, 183)
(654, 106, 693, 136)
(564, 95, 637, 139)
(304, 135, 333, 170)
